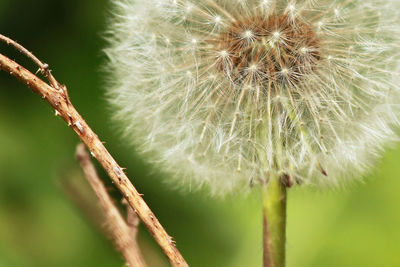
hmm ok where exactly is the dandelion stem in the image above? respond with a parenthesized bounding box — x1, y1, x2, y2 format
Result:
(263, 175, 287, 267)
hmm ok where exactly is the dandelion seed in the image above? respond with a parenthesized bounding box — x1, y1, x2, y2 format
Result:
(105, 0, 400, 194)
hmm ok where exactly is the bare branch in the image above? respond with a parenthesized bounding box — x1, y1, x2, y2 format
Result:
(122, 198, 141, 242)
(60, 173, 103, 229)
(0, 39, 187, 267)
(0, 34, 60, 89)
(76, 144, 147, 267)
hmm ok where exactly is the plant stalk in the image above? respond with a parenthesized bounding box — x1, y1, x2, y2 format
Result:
(0, 52, 188, 267)
(263, 175, 287, 267)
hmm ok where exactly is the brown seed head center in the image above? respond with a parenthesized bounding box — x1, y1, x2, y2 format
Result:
(214, 14, 321, 85)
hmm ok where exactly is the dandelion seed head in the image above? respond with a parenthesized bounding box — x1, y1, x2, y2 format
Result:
(105, 0, 400, 194)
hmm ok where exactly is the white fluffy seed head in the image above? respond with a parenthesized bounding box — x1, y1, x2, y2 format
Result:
(105, 0, 400, 194)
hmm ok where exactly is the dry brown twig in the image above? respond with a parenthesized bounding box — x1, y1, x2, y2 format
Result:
(122, 198, 141, 246)
(60, 173, 103, 229)
(60, 170, 144, 265)
(76, 143, 147, 267)
(0, 34, 188, 267)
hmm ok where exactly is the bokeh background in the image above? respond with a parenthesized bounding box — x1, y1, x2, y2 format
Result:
(1, 1, 400, 266)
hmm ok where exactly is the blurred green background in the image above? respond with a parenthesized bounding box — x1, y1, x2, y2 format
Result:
(1, 1, 400, 266)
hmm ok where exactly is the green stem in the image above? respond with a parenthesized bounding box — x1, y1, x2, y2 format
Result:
(263, 175, 287, 267)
